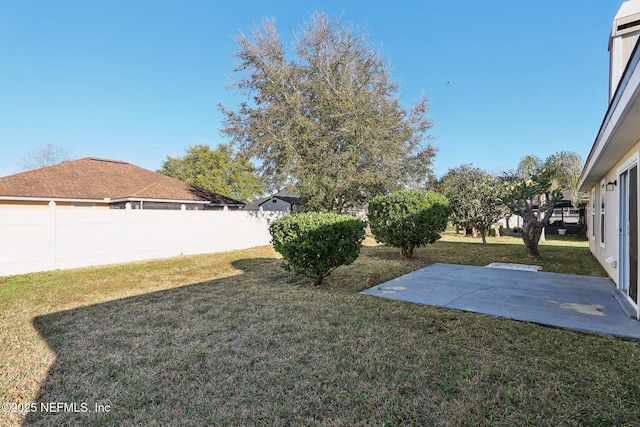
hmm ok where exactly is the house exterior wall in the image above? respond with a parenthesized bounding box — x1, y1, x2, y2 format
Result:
(550, 208, 581, 225)
(259, 197, 292, 212)
(0, 204, 286, 276)
(496, 215, 523, 231)
(610, 0, 640, 98)
(586, 138, 640, 284)
(0, 200, 110, 209)
(611, 32, 640, 98)
(0, 199, 239, 210)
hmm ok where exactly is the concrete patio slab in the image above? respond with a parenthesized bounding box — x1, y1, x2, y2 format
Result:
(361, 263, 640, 339)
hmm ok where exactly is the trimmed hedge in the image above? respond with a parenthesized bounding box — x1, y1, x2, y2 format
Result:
(269, 212, 366, 286)
(368, 190, 450, 258)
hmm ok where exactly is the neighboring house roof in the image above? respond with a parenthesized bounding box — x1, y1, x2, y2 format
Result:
(579, 15, 640, 190)
(0, 157, 244, 206)
(270, 188, 299, 199)
(259, 195, 302, 207)
(245, 188, 302, 210)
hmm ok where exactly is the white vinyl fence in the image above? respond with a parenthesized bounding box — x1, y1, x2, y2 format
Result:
(0, 203, 286, 276)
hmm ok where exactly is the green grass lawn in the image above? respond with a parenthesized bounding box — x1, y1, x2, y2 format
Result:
(2, 232, 639, 426)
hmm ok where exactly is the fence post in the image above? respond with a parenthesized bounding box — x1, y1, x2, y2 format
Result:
(125, 202, 131, 262)
(258, 207, 264, 247)
(223, 206, 229, 251)
(181, 204, 186, 255)
(48, 200, 56, 271)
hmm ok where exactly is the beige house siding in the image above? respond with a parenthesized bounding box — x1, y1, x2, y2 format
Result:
(0, 200, 110, 209)
(579, 1, 640, 317)
(586, 139, 640, 284)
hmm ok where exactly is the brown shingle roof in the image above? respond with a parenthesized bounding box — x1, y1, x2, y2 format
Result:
(0, 157, 244, 205)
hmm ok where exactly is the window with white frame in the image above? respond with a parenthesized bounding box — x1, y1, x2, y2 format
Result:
(591, 188, 596, 239)
(600, 181, 606, 246)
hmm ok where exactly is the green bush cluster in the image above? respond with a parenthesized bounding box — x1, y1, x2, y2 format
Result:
(269, 212, 366, 286)
(368, 190, 450, 258)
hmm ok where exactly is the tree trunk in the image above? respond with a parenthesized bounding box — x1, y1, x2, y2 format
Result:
(401, 245, 415, 258)
(477, 225, 488, 244)
(522, 222, 543, 258)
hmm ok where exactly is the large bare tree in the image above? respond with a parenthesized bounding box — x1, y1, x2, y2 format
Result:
(219, 13, 435, 212)
(20, 143, 72, 170)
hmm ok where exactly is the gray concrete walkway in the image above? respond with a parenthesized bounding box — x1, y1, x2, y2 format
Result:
(361, 263, 640, 339)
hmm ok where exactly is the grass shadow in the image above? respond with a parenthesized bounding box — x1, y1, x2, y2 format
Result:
(231, 256, 281, 275)
(231, 257, 311, 288)
(26, 258, 321, 426)
(28, 274, 244, 425)
(25, 256, 452, 425)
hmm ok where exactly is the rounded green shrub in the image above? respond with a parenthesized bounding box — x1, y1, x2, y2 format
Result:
(368, 190, 450, 258)
(269, 212, 366, 286)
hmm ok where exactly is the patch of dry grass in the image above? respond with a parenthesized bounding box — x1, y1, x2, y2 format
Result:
(328, 231, 606, 293)
(2, 234, 638, 426)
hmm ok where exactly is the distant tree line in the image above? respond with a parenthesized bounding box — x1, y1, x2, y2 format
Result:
(434, 151, 583, 258)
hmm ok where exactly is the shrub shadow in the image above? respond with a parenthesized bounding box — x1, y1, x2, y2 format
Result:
(26, 257, 290, 426)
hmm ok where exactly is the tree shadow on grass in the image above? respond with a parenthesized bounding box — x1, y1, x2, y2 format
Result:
(25, 258, 301, 426)
(232, 257, 311, 287)
(231, 256, 281, 275)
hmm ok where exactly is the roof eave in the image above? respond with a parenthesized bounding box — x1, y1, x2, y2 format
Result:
(0, 195, 245, 207)
(108, 197, 212, 205)
(110, 197, 245, 206)
(0, 196, 110, 204)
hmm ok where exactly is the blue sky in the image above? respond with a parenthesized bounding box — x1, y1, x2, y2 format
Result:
(0, 0, 622, 178)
